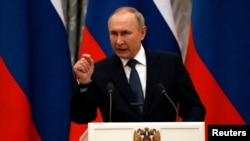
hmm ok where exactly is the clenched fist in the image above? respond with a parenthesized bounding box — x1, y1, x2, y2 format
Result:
(73, 54, 94, 84)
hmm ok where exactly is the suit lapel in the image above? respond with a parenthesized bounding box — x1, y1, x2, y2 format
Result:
(143, 50, 162, 115)
(107, 56, 137, 105)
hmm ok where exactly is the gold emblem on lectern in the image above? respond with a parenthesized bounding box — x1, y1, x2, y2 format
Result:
(133, 127, 160, 141)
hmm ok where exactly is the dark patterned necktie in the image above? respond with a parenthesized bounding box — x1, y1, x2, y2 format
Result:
(127, 59, 144, 114)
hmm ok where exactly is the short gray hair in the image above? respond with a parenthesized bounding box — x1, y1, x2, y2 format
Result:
(108, 6, 145, 28)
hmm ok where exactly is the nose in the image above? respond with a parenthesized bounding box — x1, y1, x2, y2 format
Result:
(116, 35, 124, 45)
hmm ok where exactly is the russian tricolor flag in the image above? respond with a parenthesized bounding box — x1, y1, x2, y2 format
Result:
(185, 0, 250, 125)
(0, 0, 73, 140)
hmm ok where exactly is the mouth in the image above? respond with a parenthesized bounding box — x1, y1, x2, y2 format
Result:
(115, 46, 128, 52)
(115, 48, 129, 56)
(116, 48, 127, 51)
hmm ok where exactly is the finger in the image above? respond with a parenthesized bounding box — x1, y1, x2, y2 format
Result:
(81, 53, 91, 59)
(74, 61, 87, 72)
(82, 60, 91, 70)
(74, 63, 84, 72)
(82, 54, 94, 65)
(79, 54, 93, 66)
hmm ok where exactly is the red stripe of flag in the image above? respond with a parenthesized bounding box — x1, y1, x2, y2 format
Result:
(79, 27, 106, 61)
(0, 57, 41, 141)
(185, 26, 245, 124)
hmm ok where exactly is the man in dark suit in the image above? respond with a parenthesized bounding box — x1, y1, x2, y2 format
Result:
(71, 6, 205, 124)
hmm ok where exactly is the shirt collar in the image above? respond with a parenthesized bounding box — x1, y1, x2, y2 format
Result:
(121, 44, 146, 67)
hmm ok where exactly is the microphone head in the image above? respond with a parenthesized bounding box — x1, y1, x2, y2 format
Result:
(157, 83, 166, 94)
(107, 82, 114, 93)
(157, 83, 178, 120)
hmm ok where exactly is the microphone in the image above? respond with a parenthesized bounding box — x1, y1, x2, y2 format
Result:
(107, 82, 114, 122)
(157, 83, 179, 121)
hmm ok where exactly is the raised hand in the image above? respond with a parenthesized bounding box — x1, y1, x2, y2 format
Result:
(73, 54, 94, 84)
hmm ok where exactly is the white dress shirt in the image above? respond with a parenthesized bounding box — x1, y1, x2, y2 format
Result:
(120, 45, 147, 98)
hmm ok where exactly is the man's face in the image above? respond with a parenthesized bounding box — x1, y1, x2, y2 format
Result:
(108, 12, 146, 59)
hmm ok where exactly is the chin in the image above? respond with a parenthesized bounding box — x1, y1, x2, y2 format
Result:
(119, 56, 129, 59)
(116, 53, 130, 59)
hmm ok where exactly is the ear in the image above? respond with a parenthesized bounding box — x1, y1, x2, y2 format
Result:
(140, 26, 147, 40)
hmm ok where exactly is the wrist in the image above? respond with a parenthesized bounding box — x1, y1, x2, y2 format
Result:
(76, 79, 92, 93)
(77, 78, 92, 85)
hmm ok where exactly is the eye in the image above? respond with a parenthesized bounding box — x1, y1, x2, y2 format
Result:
(121, 30, 131, 36)
(110, 31, 118, 36)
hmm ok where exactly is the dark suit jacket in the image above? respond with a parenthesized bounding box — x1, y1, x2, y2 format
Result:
(70, 48, 206, 124)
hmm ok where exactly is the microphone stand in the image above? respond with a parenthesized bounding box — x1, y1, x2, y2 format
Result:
(107, 82, 114, 122)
